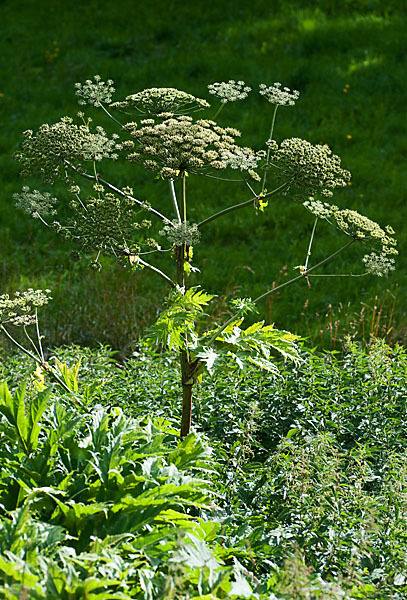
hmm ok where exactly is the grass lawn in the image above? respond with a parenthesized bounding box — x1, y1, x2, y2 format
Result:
(0, 0, 406, 352)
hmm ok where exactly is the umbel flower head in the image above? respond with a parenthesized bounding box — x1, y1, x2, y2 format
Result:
(267, 138, 351, 197)
(303, 198, 398, 276)
(111, 88, 210, 115)
(75, 75, 115, 107)
(54, 188, 152, 259)
(14, 117, 119, 183)
(362, 252, 395, 277)
(0, 289, 51, 327)
(13, 187, 57, 219)
(259, 82, 300, 106)
(123, 115, 261, 180)
(208, 80, 251, 103)
(159, 221, 201, 247)
(334, 209, 397, 253)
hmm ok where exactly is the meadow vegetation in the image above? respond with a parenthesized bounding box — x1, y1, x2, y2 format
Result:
(1, 341, 407, 597)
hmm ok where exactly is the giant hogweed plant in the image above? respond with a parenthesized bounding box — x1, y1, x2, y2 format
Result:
(11, 76, 397, 436)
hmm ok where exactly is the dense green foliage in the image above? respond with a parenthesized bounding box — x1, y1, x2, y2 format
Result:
(1, 0, 406, 352)
(1, 340, 407, 598)
(1, 2, 406, 596)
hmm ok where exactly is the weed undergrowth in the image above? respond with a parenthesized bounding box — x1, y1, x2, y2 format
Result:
(1, 340, 407, 597)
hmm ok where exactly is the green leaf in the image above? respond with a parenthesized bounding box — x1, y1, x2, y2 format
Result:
(54, 358, 81, 392)
(0, 381, 29, 454)
(196, 319, 301, 379)
(229, 574, 253, 598)
(196, 348, 220, 374)
(172, 533, 220, 571)
(286, 427, 298, 439)
(146, 287, 215, 351)
(0, 382, 51, 455)
(168, 433, 212, 470)
(0, 552, 40, 589)
(27, 386, 52, 451)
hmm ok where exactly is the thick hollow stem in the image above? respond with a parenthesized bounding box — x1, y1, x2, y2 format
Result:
(261, 105, 278, 194)
(175, 244, 194, 438)
(35, 309, 45, 362)
(182, 173, 187, 223)
(175, 245, 185, 289)
(213, 102, 225, 120)
(253, 240, 356, 304)
(135, 255, 176, 287)
(99, 102, 123, 128)
(180, 350, 193, 438)
(304, 218, 319, 271)
(169, 179, 181, 223)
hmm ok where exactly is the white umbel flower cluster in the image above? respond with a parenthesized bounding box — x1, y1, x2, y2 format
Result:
(111, 88, 210, 115)
(13, 187, 57, 219)
(159, 221, 201, 246)
(334, 209, 397, 254)
(220, 148, 260, 171)
(302, 198, 335, 219)
(267, 138, 351, 198)
(220, 148, 262, 181)
(15, 117, 119, 183)
(362, 252, 396, 277)
(301, 198, 397, 277)
(75, 75, 115, 107)
(208, 80, 251, 103)
(259, 82, 300, 106)
(123, 116, 260, 179)
(0, 289, 52, 326)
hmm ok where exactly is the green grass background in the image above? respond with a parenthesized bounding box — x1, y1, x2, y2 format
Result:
(0, 0, 406, 352)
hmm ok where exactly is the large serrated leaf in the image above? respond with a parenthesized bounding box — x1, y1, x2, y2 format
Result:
(27, 386, 52, 452)
(0, 381, 29, 454)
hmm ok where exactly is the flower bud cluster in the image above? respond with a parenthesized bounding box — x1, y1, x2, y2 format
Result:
(159, 221, 200, 246)
(0, 289, 51, 327)
(302, 198, 336, 219)
(334, 209, 397, 255)
(267, 138, 351, 197)
(124, 116, 260, 179)
(208, 80, 251, 103)
(303, 198, 397, 276)
(15, 117, 119, 183)
(111, 87, 210, 115)
(75, 75, 115, 107)
(259, 82, 300, 106)
(13, 187, 57, 219)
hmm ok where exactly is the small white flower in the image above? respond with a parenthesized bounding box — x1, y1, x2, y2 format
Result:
(112, 88, 209, 115)
(159, 221, 201, 246)
(267, 138, 350, 197)
(362, 252, 395, 277)
(259, 82, 300, 106)
(220, 148, 259, 171)
(208, 80, 251, 103)
(13, 187, 57, 218)
(0, 289, 52, 326)
(303, 198, 337, 219)
(124, 115, 260, 179)
(75, 75, 115, 107)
